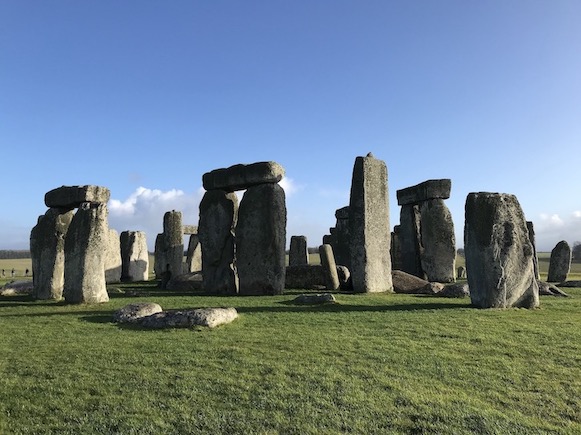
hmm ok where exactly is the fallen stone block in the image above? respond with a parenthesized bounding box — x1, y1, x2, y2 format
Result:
(292, 293, 336, 304)
(113, 302, 163, 323)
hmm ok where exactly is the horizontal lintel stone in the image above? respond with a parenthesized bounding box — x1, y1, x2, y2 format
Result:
(396, 179, 451, 205)
(45, 185, 110, 208)
(202, 161, 285, 192)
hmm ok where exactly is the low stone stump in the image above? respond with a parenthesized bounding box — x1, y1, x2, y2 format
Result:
(437, 283, 470, 298)
(113, 302, 163, 323)
(292, 293, 336, 304)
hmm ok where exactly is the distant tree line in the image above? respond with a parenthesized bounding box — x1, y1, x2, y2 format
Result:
(0, 250, 31, 259)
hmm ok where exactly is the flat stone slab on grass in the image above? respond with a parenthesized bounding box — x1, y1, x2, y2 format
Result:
(392, 270, 442, 295)
(554, 280, 581, 288)
(0, 280, 34, 296)
(45, 185, 111, 208)
(113, 302, 163, 323)
(203, 161, 285, 191)
(437, 283, 470, 298)
(292, 293, 336, 304)
(140, 307, 238, 329)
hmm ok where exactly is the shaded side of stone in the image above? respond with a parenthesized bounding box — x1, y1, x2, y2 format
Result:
(203, 161, 285, 191)
(63, 202, 110, 304)
(390, 225, 402, 272)
(319, 244, 340, 290)
(292, 293, 336, 304)
(396, 179, 451, 206)
(30, 208, 74, 300)
(163, 210, 184, 278)
(289, 235, 309, 266)
(237, 183, 286, 295)
(526, 221, 540, 280)
(464, 192, 539, 309)
(199, 190, 238, 294)
(185, 234, 202, 273)
(285, 265, 325, 289)
(348, 154, 393, 293)
(153, 233, 165, 279)
(334, 206, 351, 268)
(547, 240, 571, 283)
(45, 185, 110, 208)
(120, 231, 149, 281)
(105, 229, 122, 283)
(399, 204, 424, 279)
(419, 199, 456, 283)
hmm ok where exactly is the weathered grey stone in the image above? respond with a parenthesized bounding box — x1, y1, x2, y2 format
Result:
(30, 208, 74, 300)
(292, 293, 336, 304)
(45, 185, 110, 208)
(185, 234, 202, 273)
(285, 265, 325, 289)
(237, 183, 286, 295)
(319, 244, 340, 291)
(289, 236, 309, 266)
(140, 307, 238, 329)
(120, 231, 149, 282)
(557, 280, 581, 288)
(396, 179, 451, 206)
(333, 206, 351, 268)
(399, 204, 424, 279)
(63, 202, 110, 304)
(113, 302, 163, 323)
(419, 199, 456, 283)
(456, 266, 466, 279)
(392, 270, 431, 294)
(438, 283, 470, 298)
(183, 225, 197, 235)
(390, 225, 402, 271)
(335, 206, 349, 220)
(163, 210, 184, 279)
(464, 192, 539, 309)
(199, 190, 238, 294)
(547, 240, 571, 283)
(166, 272, 203, 291)
(336, 265, 351, 290)
(537, 280, 569, 297)
(348, 154, 393, 293)
(526, 221, 540, 280)
(153, 233, 165, 279)
(105, 229, 122, 284)
(0, 280, 34, 296)
(203, 161, 285, 191)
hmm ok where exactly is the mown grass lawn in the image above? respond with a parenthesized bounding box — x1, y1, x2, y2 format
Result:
(1, 281, 579, 434)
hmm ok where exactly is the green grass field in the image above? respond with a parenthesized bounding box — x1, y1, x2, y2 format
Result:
(1, 255, 580, 433)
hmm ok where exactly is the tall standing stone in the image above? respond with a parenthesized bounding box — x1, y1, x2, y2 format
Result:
(120, 231, 149, 281)
(163, 210, 184, 279)
(199, 190, 238, 294)
(547, 240, 571, 283)
(289, 236, 309, 266)
(153, 233, 165, 279)
(105, 229, 122, 284)
(399, 204, 424, 278)
(185, 234, 202, 273)
(319, 244, 340, 291)
(334, 206, 351, 268)
(390, 225, 403, 271)
(419, 199, 456, 282)
(348, 153, 393, 293)
(63, 202, 110, 304)
(464, 192, 539, 309)
(526, 221, 540, 280)
(237, 183, 286, 295)
(30, 208, 74, 300)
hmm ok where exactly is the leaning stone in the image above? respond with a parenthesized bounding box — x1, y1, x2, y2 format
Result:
(547, 240, 571, 283)
(396, 179, 451, 206)
(285, 265, 325, 289)
(537, 280, 569, 297)
(199, 190, 238, 294)
(203, 161, 285, 192)
(120, 231, 149, 282)
(105, 229, 122, 284)
(237, 183, 286, 295)
(319, 244, 340, 291)
(0, 280, 34, 296)
(438, 283, 470, 298)
(289, 236, 309, 266)
(113, 302, 163, 323)
(45, 185, 110, 208)
(392, 270, 431, 294)
(292, 293, 336, 304)
(185, 234, 202, 273)
(30, 208, 74, 300)
(419, 199, 456, 283)
(63, 202, 110, 304)
(348, 153, 393, 293)
(464, 192, 539, 309)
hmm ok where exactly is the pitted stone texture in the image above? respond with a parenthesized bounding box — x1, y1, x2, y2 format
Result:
(396, 179, 451, 206)
(199, 190, 238, 294)
(163, 210, 184, 278)
(140, 307, 238, 329)
(285, 265, 325, 289)
(237, 183, 286, 295)
(63, 202, 110, 304)
(292, 293, 336, 304)
(203, 161, 285, 192)
(526, 221, 540, 280)
(113, 302, 163, 323)
(392, 270, 431, 294)
(419, 199, 456, 283)
(30, 208, 74, 300)
(399, 204, 424, 279)
(333, 206, 351, 268)
(348, 154, 393, 293)
(319, 244, 340, 291)
(45, 185, 110, 208)
(153, 233, 165, 279)
(438, 283, 470, 298)
(464, 192, 539, 309)
(105, 229, 122, 284)
(120, 231, 149, 282)
(183, 225, 198, 235)
(547, 240, 571, 283)
(289, 236, 309, 266)
(185, 234, 202, 273)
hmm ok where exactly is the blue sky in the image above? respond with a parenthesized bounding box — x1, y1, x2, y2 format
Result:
(1, 1, 580, 252)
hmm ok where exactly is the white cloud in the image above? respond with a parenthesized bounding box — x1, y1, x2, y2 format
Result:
(279, 176, 300, 197)
(108, 186, 203, 251)
(534, 211, 581, 251)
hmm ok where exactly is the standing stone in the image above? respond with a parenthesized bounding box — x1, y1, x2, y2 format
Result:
(104, 229, 122, 283)
(399, 204, 424, 278)
(547, 240, 571, 283)
(63, 202, 110, 304)
(153, 233, 165, 279)
(289, 236, 309, 266)
(319, 244, 340, 290)
(199, 190, 238, 294)
(390, 225, 403, 271)
(526, 221, 540, 280)
(120, 231, 149, 282)
(237, 183, 286, 295)
(457, 266, 466, 279)
(30, 208, 74, 300)
(464, 192, 539, 309)
(163, 210, 184, 279)
(185, 234, 202, 273)
(334, 206, 351, 268)
(419, 199, 456, 282)
(348, 153, 393, 293)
